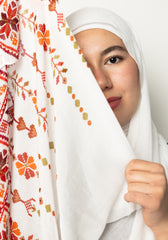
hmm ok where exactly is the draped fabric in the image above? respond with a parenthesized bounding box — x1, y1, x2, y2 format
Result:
(66, 7, 168, 240)
(0, 1, 65, 239)
(0, 1, 168, 240)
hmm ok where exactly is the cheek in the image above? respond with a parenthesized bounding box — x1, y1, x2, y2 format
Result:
(114, 63, 140, 94)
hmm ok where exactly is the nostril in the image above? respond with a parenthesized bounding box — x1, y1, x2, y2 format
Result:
(107, 78, 113, 89)
(97, 79, 113, 91)
(92, 68, 113, 90)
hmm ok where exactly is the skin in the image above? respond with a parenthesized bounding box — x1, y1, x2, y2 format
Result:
(75, 28, 168, 239)
(125, 159, 168, 239)
(75, 29, 140, 126)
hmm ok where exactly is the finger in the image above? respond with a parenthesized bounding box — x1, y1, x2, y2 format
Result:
(126, 159, 165, 174)
(125, 170, 166, 186)
(128, 183, 152, 195)
(127, 183, 166, 196)
(124, 191, 161, 211)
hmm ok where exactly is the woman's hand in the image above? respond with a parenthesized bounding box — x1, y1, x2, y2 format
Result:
(124, 159, 168, 239)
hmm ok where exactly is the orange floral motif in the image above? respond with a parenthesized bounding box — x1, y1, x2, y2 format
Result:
(28, 124, 37, 139)
(12, 37, 17, 46)
(12, 189, 21, 203)
(14, 117, 37, 138)
(15, 153, 37, 179)
(48, 0, 56, 11)
(37, 24, 50, 51)
(16, 117, 26, 131)
(9, 217, 21, 240)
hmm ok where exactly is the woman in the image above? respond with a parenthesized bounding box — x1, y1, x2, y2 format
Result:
(66, 7, 168, 240)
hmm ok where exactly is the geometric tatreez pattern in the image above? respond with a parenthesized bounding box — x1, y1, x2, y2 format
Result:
(0, 1, 20, 59)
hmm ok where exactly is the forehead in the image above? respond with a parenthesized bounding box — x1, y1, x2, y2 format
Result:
(75, 28, 126, 51)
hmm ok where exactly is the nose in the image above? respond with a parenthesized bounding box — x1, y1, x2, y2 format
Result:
(93, 68, 113, 91)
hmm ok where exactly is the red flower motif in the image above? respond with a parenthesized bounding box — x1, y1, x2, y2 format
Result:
(0, 165, 8, 182)
(0, 1, 19, 40)
(15, 153, 37, 180)
(0, 230, 7, 240)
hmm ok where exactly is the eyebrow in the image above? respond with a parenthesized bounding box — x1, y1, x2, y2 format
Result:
(100, 45, 127, 56)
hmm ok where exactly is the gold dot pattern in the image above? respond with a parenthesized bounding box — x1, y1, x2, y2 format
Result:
(64, 26, 89, 67)
(74, 41, 78, 49)
(49, 142, 54, 149)
(82, 55, 86, 62)
(66, 28, 70, 35)
(42, 158, 48, 166)
(45, 204, 51, 213)
(61, 24, 92, 126)
(83, 113, 88, 120)
(68, 86, 72, 94)
(67, 85, 92, 126)
(50, 98, 54, 105)
(75, 99, 80, 107)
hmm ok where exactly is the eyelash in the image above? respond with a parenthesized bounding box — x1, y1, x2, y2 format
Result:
(105, 55, 123, 65)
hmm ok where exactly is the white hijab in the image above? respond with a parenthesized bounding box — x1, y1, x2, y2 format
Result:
(66, 7, 168, 240)
(66, 7, 152, 163)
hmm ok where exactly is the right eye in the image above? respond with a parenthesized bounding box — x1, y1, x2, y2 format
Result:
(106, 56, 123, 65)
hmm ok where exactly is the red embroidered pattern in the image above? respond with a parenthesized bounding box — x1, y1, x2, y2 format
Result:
(0, 0, 20, 59)
(0, 0, 79, 238)
(15, 153, 37, 180)
(0, 69, 9, 150)
(37, 24, 50, 51)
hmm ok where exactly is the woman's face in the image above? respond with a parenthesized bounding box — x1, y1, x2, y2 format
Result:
(75, 28, 140, 126)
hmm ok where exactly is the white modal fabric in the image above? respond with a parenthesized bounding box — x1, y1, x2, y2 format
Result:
(100, 212, 135, 240)
(66, 7, 168, 240)
(99, 125, 135, 240)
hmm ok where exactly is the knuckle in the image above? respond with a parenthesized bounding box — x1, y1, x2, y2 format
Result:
(125, 159, 138, 176)
(130, 159, 138, 167)
(126, 159, 137, 170)
(155, 163, 165, 174)
(155, 186, 165, 199)
(156, 174, 166, 186)
(124, 166, 128, 177)
(158, 163, 165, 171)
(126, 170, 134, 181)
